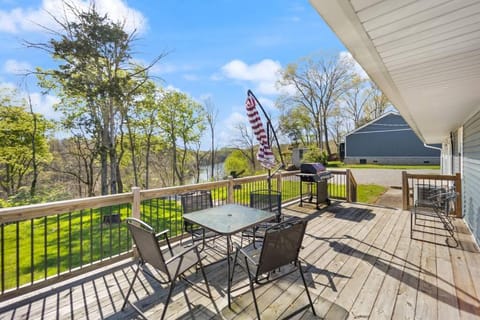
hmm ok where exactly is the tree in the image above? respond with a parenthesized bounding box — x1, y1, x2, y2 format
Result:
(224, 150, 252, 177)
(231, 123, 257, 172)
(364, 80, 394, 121)
(0, 88, 51, 198)
(31, 1, 163, 195)
(278, 105, 315, 146)
(204, 98, 218, 180)
(343, 75, 372, 128)
(278, 54, 354, 156)
(157, 90, 205, 185)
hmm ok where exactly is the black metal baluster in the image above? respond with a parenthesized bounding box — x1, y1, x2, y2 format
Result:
(44, 216, 47, 280)
(90, 208, 93, 264)
(1, 224, 4, 294)
(30, 218, 34, 284)
(108, 206, 113, 258)
(57, 215, 60, 275)
(80, 210, 83, 267)
(16, 222, 19, 289)
(68, 212, 72, 271)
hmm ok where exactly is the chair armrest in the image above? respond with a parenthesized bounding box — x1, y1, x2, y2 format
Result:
(164, 244, 200, 265)
(238, 247, 259, 266)
(155, 229, 170, 239)
(156, 229, 173, 253)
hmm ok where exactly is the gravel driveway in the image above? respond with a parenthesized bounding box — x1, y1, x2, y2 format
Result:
(342, 168, 439, 187)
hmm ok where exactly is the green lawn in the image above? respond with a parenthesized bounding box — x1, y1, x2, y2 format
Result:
(357, 184, 388, 203)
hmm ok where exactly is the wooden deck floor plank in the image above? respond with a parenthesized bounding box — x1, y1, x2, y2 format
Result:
(271, 204, 385, 320)
(311, 206, 396, 318)
(227, 204, 376, 319)
(317, 207, 396, 317)
(369, 209, 412, 320)
(225, 204, 371, 319)
(314, 206, 395, 318)
(448, 220, 480, 320)
(348, 207, 405, 319)
(354, 208, 408, 319)
(412, 207, 438, 320)
(433, 214, 461, 320)
(285, 205, 388, 319)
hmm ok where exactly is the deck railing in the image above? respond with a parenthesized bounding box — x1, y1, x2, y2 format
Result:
(402, 171, 462, 217)
(0, 169, 354, 299)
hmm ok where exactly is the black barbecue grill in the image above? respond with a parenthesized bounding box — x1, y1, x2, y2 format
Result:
(296, 163, 333, 208)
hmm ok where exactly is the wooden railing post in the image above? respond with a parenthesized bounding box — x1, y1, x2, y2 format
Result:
(455, 173, 462, 218)
(345, 169, 357, 202)
(346, 169, 351, 202)
(132, 187, 141, 219)
(402, 171, 409, 210)
(227, 176, 234, 204)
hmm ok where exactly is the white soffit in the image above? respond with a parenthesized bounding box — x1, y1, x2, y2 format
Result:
(309, 0, 480, 143)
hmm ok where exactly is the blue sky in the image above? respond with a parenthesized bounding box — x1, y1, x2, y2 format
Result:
(0, 0, 347, 148)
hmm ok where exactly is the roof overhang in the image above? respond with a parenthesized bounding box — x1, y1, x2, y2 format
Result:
(309, 0, 480, 143)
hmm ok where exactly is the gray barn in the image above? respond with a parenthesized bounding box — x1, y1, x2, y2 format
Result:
(344, 113, 440, 165)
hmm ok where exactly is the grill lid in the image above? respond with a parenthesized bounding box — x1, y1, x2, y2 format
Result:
(300, 163, 326, 174)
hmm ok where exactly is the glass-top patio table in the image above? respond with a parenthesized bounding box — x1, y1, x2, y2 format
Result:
(183, 203, 275, 307)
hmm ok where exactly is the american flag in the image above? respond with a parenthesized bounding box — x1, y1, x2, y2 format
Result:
(245, 93, 276, 169)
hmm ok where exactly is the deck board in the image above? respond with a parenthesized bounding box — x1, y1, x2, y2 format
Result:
(0, 201, 479, 319)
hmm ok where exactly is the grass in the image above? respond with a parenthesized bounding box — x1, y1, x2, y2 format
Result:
(327, 161, 440, 170)
(357, 184, 388, 203)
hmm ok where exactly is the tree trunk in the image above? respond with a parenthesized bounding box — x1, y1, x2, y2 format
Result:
(28, 98, 38, 197)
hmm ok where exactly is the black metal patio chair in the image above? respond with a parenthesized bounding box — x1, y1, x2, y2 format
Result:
(180, 190, 222, 251)
(411, 186, 458, 246)
(121, 218, 215, 320)
(241, 189, 282, 247)
(231, 217, 316, 319)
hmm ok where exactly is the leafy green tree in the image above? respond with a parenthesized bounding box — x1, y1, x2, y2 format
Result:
(157, 91, 206, 185)
(224, 150, 253, 177)
(0, 89, 51, 198)
(278, 105, 315, 146)
(231, 123, 257, 172)
(31, 2, 163, 195)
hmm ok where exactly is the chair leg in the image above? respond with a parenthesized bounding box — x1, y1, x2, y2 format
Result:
(198, 260, 215, 302)
(161, 280, 176, 320)
(298, 262, 316, 316)
(121, 264, 141, 311)
(244, 256, 261, 319)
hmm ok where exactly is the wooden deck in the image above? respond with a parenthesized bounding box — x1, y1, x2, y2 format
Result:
(1, 201, 480, 319)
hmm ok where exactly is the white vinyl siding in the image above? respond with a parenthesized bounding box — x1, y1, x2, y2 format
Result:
(463, 111, 480, 245)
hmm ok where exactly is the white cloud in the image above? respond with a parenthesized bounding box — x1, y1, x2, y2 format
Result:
(0, 0, 147, 35)
(216, 111, 247, 147)
(27, 92, 60, 120)
(0, 81, 16, 90)
(221, 59, 282, 95)
(339, 51, 369, 79)
(0, 82, 60, 120)
(4, 59, 32, 74)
